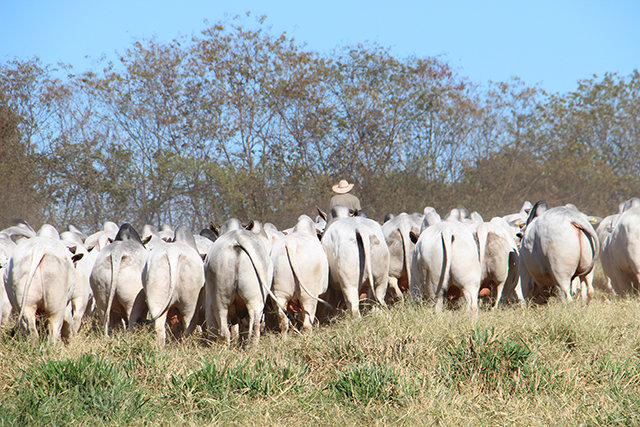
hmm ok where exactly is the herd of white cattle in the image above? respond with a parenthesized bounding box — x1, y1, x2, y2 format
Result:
(1, 198, 640, 346)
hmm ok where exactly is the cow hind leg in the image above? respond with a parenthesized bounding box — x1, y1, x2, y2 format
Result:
(342, 285, 361, 318)
(373, 273, 389, 309)
(48, 311, 65, 345)
(554, 278, 573, 302)
(244, 301, 262, 346)
(180, 305, 199, 340)
(275, 295, 290, 335)
(386, 277, 403, 304)
(409, 264, 426, 301)
(128, 291, 148, 331)
(154, 312, 169, 346)
(300, 297, 319, 333)
(214, 306, 231, 345)
(22, 307, 39, 342)
(492, 280, 506, 310)
(460, 284, 479, 321)
(204, 290, 215, 341)
(61, 303, 73, 342)
(580, 270, 594, 304)
(72, 297, 88, 335)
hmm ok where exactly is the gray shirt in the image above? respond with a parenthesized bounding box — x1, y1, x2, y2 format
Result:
(329, 193, 361, 212)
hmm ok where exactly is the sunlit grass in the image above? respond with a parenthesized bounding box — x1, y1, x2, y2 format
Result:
(1, 291, 640, 425)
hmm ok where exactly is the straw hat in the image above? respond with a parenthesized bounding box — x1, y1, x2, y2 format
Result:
(332, 179, 354, 194)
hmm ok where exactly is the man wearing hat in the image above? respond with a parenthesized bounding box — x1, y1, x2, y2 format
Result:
(329, 179, 361, 213)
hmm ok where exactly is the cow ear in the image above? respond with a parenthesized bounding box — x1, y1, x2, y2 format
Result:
(316, 207, 327, 221)
(71, 253, 84, 264)
(67, 245, 77, 254)
(107, 238, 114, 244)
(141, 235, 152, 246)
(86, 245, 96, 252)
(316, 230, 323, 241)
(209, 222, 219, 237)
(516, 232, 524, 239)
(409, 231, 420, 244)
(244, 220, 254, 230)
(588, 216, 602, 228)
(352, 209, 359, 217)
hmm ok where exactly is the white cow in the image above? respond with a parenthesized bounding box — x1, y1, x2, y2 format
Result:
(90, 223, 148, 336)
(444, 207, 470, 222)
(410, 220, 481, 318)
(503, 201, 533, 227)
(195, 227, 218, 257)
(204, 220, 274, 345)
(382, 213, 421, 302)
(600, 207, 640, 296)
(596, 214, 619, 295)
(65, 242, 98, 334)
(519, 203, 599, 303)
(321, 210, 389, 317)
(0, 232, 16, 327)
(264, 222, 285, 246)
(6, 224, 82, 343)
(158, 224, 174, 241)
(420, 209, 442, 233)
(1, 220, 36, 243)
(270, 215, 329, 333)
(619, 197, 640, 213)
(247, 220, 274, 252)
(143, 225, 205, 346)
(85, 221, 119, 252)
(475, 220, 521, 308)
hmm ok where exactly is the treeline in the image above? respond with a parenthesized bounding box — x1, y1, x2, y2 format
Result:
(1, 16, 639, 231)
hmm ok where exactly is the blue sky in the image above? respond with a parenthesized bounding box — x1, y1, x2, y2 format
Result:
(1, 0, 638, 93)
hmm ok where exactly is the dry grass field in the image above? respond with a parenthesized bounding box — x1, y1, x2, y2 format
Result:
(1, 269, 639, 426)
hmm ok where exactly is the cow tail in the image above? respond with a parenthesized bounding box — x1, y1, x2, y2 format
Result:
(572, 220, 599, 276)
(104, 247, 122, 336)
(356, 228, 383, 306)
(399, 222, 412, 291)
(475, 225, 487, 272)
(235, 234, 288, 318)
(148, 250, 179, 322)
(436, 229, 453, 297)
(12, 244, 46, 336)
(284, 243, 334, 317)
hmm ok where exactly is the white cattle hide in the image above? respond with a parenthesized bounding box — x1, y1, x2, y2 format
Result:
(204, 227, 273, 345)
(600, 207, 640, 296)
(6, 225, 80, 343)
(519, 205, 599, 303)
(90, 224, 148, 336)
(270, 215, 329, 333)
(321, 216, 389, 317)
(143, 226, 205, 346)
(410, 220, 481, 318)
(382, 213, 420, 302)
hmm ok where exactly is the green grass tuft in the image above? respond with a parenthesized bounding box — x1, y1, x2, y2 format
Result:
(0, 354, 152, 426)
(330, 363, 419, 406)
(438, 327, 560, 394)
